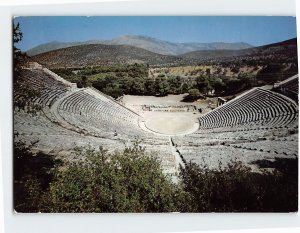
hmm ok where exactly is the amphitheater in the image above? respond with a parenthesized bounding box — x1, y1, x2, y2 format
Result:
(14, 62, 299, 177)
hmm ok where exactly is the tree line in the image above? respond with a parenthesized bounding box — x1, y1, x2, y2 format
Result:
(52, 65, 258, 99)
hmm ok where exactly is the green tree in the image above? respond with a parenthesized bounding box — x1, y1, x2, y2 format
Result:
(168, 76, 182, 94)
(180, 159, 298, 212)
(187, 88, 203, 101)
(238, 73, 256, 88)
(155, 76, 170, 96)
(104, 83, 123, 98)
(13, 22, 25, 73)
(181, 83, 189, 93)
(14, 143, 298, 213)
(256, 64, 284, 83)
(209, 77, 224, 95)
(145, 79, 156, 95)
(14, 141, 61, 212)
(131, 79, 146, 95)
(196, 76, 211, 95)
(13, 22, 23, 52)
(13, 22, 41, 113)
(225, 78, 243, 95)
(81, 75, 88, 87)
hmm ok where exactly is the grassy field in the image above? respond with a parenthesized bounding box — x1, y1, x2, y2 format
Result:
(149, 65, 263, 78)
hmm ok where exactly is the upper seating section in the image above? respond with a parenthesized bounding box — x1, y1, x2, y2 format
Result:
(198, 88, 298, 131)
(283, 77, 299, 94)
(16, 69, 72, 108)
(274, 75, 298, 101)
(274, 74, 298, 94)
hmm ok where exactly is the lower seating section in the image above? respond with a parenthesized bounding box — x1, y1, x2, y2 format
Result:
(173, 127, 298, 170)
(198, 88, 298, 131)
(176, 143, 296, 171)
(14, 110, 126, 156)
(230, 136, 298, 156)
(142, 144, 177, 174)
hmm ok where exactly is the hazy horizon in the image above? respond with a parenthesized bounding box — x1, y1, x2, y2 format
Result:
(14, 16, 297, 51)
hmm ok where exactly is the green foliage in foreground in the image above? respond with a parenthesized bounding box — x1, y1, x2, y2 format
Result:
(14, 143, 189, 213)
(48, 145, 187, 213)
(181, 160, 298, 212)
(14, 143, 297, 213)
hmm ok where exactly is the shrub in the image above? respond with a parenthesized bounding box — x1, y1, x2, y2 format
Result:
(180, 160, 298, 212)
(14, 142, 297, 213)
(48, 145, 188, 212)
(14, 143, 188, 213)
(14, 141, 60, 212)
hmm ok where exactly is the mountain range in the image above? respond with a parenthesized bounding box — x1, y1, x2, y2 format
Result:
(31, 37, 297, 69)
(181, 38, 298, 61)
(32, 44, 183, 68)
(26, 35, 253, 56)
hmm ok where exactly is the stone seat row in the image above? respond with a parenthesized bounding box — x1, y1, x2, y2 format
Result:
(281, 78, 299, 94)
(175, 144, 294, 171)
(198, 88, 298, 130)
(21, 69, 71, 90)
(58, 89, 140, 124)
(17, 69, 71, 108)
(56, 88, 159, 140)
(275, 75, 299, 94)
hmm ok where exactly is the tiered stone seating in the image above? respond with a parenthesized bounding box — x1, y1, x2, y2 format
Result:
(14, 110, 126, 155)
(16, 69, 72, 108)
(142, 144, 177, 174)
(283, 78, 299, 94)
(172, 121, 298, 170)
(14, 64, 299, 173)
(175, 143, 297, 171)
(42, 67, 77, 89)
(231, 136, 298, 156)
(172, 85, 298, 170)
(274, 75, 298, 101)
(198, 88, 298, 131)
(274, 74, 298, 93)
(57, 88, 157, 140)
(14, 66, 175, 175)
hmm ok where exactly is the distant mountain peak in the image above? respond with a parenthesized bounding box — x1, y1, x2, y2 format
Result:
(119, 35, 155, 39)
(31, 37, 297, 69)
(27, 35, 254, 56)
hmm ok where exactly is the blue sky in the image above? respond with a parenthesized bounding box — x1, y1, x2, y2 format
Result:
(14, 16, 297, 51)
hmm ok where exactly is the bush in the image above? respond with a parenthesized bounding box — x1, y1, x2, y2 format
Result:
(180, 160, 298, 212)
(48, 145, 186, 212)
(14, 143, 188, 213)
(14, 143, 297, 213)
(14, 141, 60, 212)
